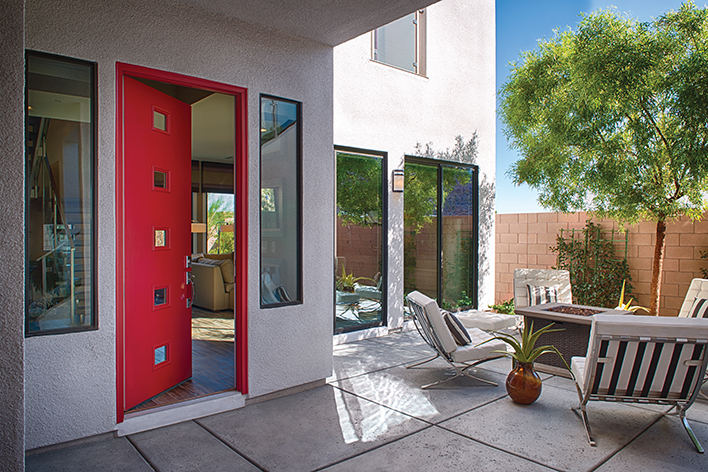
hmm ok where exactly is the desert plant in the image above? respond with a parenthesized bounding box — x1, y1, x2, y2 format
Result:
(481, 321, 569, 369)
(616, 280, 649, 313)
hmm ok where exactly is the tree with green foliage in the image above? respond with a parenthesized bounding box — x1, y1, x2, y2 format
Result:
(500, 2, 708, 315)
(207, 194, 234, 254)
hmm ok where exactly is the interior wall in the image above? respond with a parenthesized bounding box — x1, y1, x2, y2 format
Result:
(25, 0, 334, 449)
(0, 0, 26, 468)
(333, 0, 497, 321)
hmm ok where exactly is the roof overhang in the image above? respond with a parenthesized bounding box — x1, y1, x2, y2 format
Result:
(178, 0, 442, 46)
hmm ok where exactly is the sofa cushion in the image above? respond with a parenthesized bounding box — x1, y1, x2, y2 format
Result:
(220, 258, 235, 284)
(198, 257, 222, 266)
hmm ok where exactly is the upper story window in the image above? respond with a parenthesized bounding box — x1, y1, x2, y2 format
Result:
(372, 9, 426, 76)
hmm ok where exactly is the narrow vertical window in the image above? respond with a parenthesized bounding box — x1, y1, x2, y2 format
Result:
(259, 96, 301, 307)
(334, 151, 386, 334)
(26, 52, 96, 335)
(372, 10, 426, 75)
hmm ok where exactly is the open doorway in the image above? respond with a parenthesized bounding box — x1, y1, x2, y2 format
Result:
(116, 64, 248, 421)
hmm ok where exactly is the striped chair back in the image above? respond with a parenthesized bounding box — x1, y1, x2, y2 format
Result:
(678, 278, 708, 318)
(581, 315, 708, 405)
(513, 269, 573, 309)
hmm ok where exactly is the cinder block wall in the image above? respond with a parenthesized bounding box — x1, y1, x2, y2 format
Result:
(495, 212, 708, 317)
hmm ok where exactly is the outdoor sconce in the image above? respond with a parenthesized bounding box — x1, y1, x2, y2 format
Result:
(392, 169, 405, 192)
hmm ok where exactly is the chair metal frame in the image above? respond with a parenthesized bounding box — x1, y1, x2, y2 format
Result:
(406, 292, 504, 389)
(572, 316, 708, 452)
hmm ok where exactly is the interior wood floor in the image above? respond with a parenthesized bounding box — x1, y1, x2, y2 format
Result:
(126, 308, 235, 414)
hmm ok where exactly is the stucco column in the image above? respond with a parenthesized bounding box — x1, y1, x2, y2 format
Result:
(0, 0, 26, 469)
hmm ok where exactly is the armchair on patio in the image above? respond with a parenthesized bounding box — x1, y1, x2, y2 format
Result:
(405, 291, 508, 389)
(513, 268, 573, 309)
(678, 278, 708, 319)
(571, 314, 708, 452)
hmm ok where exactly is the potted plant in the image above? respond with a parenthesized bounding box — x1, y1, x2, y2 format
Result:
(336, 265, 375, 293)
(480, 321, 569, 404)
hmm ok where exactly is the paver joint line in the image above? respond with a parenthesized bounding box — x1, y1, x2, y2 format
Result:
(194, 418, 268, 471)
(124, 435, 158, 472)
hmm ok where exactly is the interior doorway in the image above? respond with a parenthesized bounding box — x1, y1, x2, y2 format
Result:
(116, 64, 248, 422)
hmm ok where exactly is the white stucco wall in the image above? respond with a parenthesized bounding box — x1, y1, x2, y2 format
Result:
(0, 0, 26, 469)
(24, 0, 334, 449)
(333, 0, 496, 319)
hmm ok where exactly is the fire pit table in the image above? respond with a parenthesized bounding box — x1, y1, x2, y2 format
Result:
(515, 302, 632, 378)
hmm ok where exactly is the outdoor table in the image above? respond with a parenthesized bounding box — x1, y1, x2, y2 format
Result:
(515, 302, 632, 378)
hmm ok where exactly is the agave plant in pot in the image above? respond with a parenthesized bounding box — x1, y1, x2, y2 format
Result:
(480, 322, 569, 405)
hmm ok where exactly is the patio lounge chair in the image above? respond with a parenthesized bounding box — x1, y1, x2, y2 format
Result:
(513, 268, 573, 309)
(571, 314, 708, 452)
(405, 291, 507, 389)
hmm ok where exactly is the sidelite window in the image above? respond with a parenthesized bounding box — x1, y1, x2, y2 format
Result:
(26, 52, 96, 335)
(372, 10, 426, 75)
(260, 96, 301, 307)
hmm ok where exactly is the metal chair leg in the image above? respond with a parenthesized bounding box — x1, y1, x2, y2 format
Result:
(678, 405, 705, 453)
(571, 382, 596, 447)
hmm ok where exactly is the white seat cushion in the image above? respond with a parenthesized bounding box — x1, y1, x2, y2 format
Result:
(571, 356, 586, 393)
(456, 310, 519, 331)
(450, 328, 508, 363)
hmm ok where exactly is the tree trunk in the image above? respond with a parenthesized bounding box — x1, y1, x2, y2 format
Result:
(649, 220, 667, 316)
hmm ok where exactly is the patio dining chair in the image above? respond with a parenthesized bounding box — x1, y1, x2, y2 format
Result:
(570, 314, 708, 452)
(405, 291, 507, 389)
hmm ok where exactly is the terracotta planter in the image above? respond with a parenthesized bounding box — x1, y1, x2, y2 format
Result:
(506, 362, 542, 404)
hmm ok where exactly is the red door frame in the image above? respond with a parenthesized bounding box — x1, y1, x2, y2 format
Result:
(116, 63, 248, 423)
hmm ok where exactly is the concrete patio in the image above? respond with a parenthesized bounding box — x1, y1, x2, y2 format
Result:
(26, 329, 708, 471)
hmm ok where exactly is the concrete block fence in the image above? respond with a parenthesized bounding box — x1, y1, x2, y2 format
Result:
(495, 212, 708, 317)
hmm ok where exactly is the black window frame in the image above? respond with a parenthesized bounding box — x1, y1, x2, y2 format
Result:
(25, 50, 99, 337)
(258, 94, 303, 308)
(404, 155, 479, 309)
(333, 146, 389, 335)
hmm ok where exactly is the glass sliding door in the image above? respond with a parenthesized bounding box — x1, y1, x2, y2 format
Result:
(404, 158, 478, 310)
(441, 165, 477, 309)
(335, 150, 385, 333)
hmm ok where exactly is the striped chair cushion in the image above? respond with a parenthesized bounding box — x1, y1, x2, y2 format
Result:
(589, 339, 705, 400)
(443, 311, 472, 346)
(690, 298, 708, 318)
(526, 284, 558, 306)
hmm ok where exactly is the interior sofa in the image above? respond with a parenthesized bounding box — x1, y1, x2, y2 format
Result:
(191, 253, 234, 311)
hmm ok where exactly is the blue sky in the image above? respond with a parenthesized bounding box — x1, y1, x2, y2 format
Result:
(495, 0, 694, 214)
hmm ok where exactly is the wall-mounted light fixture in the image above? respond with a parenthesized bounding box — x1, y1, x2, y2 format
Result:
(392, 169, 405, 192)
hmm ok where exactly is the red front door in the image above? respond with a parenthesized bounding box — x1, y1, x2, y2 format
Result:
(123, 76, 193, 410)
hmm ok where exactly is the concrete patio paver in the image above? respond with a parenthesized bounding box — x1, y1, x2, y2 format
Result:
(26, 436, 152, 472)
(439, 382, 666, 472)
(596, 416, 708, 471)
(320, 424, 555, 472)
(128, 420, 259, 471)
(331, 359, 509, 423)
(25, 330, 708, 472)
(196, 384, 429, 472)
